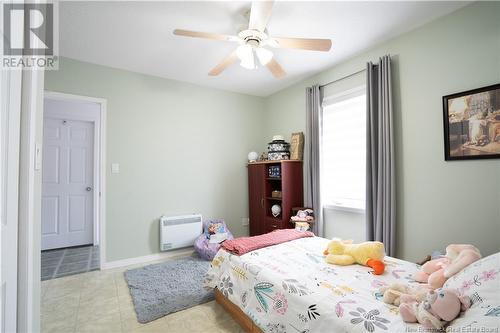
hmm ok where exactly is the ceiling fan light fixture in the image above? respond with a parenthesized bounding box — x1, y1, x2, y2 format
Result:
(255, 47, 273, 65)
(237, 44, 256, 70)
(236, 44, 253, 62)
(240, 54, 256, 70)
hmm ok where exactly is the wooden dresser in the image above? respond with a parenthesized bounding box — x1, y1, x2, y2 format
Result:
(247, 160, 303, 236)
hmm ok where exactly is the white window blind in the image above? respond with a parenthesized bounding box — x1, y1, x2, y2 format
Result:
(321, 88, 366, 211)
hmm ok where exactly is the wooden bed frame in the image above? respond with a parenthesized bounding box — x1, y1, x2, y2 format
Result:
(214, 288, 264, 333)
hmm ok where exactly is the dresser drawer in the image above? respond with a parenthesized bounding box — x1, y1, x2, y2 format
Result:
(266, 218, 282, 233)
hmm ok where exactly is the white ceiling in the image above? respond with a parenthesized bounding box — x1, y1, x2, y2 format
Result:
(59, 1, 468, 97)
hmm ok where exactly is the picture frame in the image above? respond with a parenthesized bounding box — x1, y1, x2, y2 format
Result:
(442, 83, 500, 161)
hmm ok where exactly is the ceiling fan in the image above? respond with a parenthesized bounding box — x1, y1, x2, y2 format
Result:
(173, 0, 332, 78)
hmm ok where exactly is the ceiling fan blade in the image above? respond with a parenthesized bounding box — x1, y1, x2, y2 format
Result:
(208, 50, 238, 76)
(248, 0, 274, 32)
(266, 58, 286, 78)
(173, 29, 237, 42)
(271, 37, 332, 51)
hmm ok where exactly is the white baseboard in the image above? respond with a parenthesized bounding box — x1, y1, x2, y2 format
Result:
(101, 247, 195, 270)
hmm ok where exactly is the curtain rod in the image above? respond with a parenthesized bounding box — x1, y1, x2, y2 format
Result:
(319, 68, 366, 88)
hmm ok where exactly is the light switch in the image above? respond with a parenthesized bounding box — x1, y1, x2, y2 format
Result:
(111, 163, 120, 174)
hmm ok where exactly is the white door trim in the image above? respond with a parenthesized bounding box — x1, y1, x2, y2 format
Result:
(0, 66, 22, 333)
(18, 68, 44, 333)
(43, 91, 107, 268)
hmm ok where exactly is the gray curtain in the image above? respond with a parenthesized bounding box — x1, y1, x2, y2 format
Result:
(305, 85, 323, 236)
(366, 55, 396, 256)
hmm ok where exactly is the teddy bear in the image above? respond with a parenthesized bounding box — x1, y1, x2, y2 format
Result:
(412, 244, 481, 289)
(399, 288, 470, 330)
(380, 283, 430, 306)
(323, 239, 386, 275)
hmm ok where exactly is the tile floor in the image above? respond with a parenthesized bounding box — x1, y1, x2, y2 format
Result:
(42, 245, 100, 281)
(41, 255, 243, 333)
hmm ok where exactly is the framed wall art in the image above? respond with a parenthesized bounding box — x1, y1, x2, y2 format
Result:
(443, 83, 500, 160)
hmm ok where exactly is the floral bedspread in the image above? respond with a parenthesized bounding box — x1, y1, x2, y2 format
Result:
(204, 236, 422, 333)
(445, 252, 500, 332)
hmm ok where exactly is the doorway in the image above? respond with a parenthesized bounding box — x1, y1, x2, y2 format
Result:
(41, 92, 106, 280)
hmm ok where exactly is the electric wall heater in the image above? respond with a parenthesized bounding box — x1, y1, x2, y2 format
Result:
(159, 214, 202, 251)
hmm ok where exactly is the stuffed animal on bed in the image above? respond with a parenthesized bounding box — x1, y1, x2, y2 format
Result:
(412, 244, 481, 289)
(380, 283, 430, 306)
(399, 288, 470, 330)
(323, 239, 386, 275)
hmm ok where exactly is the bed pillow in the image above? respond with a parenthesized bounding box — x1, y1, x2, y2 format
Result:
(444, 252, 500, 331)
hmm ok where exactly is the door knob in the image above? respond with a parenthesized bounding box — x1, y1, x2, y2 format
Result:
(86, 187, 92, 191)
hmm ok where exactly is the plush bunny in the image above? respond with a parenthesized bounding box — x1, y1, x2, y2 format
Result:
(412, 244, 481, 289)
(399, 288, 470, 330)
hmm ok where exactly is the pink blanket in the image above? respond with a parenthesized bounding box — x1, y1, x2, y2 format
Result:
(222, 229, 315, 255)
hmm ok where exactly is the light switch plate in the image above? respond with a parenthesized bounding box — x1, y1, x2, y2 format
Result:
(242, 217, 249, 226)
(111, 163, 120, 173)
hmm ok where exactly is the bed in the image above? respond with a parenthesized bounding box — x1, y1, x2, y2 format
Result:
(205, 236, 500, 333)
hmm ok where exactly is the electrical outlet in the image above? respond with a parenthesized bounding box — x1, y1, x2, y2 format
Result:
(242, 217, 249, 226)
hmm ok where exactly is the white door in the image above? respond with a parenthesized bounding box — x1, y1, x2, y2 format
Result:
(1, 68, 22, 333)
(41, 117, 94, 250)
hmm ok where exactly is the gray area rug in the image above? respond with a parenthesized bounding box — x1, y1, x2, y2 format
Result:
(124, 255, 214, 323)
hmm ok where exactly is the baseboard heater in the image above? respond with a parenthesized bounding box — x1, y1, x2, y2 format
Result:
(159, 214, 202, 251)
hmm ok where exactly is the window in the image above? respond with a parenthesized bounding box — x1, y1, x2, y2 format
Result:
(321, 87, 366, 211)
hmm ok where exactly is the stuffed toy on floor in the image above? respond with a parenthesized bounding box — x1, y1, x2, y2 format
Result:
(194, 219, 233, 260)
(399, 288, 470, 330)
(323, 239, 386, 275)
(412, 244, 481, 289)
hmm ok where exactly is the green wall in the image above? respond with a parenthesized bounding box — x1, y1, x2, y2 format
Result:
(264, 2, 500, 261)
(45, 2, 500, 263)
(45, 58, 265, 262)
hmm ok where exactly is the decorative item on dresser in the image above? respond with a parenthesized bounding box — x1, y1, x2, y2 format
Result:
(247, 151, 259, 162)
(271, 204, 281, 217)
(290, 132, 305, 160)
(267, 135, 291, 160)
(247, 160, 303, 236)
(268, 165, 281, 178)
